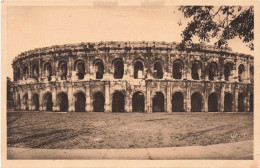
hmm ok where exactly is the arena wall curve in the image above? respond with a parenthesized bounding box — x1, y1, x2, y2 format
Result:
(12, 41, 254, 113)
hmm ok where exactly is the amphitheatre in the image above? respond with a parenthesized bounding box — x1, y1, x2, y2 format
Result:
(11, 41, 254, 113)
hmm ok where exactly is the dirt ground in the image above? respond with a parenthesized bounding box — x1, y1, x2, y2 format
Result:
(7, 112, 253, 149)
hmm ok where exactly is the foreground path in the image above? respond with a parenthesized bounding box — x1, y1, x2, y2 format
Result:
(7, 140, 253, 160)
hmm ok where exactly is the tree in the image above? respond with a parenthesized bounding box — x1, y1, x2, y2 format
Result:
(178, 6, 254, 50)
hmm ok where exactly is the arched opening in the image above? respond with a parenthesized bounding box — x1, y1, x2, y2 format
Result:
(93, 92, 105, 112)
(238, 64, 245, 82)
(238, 93, 245, 112)
(132, 91, 145, 112)
(224, 93, 233, 112)
(152, 92, 164, 112)
(23, 66, 28, 80)
(32, 64, 39, 81)
(191, 92, 202, 112)
(112, 91, 125, 112)
(192, 62, 201, 80)
(208, 93, 218, 112)
(250, 93, 253, 112)
(172, 92, 184, 112)
(75, 60, 85, 80)
(134, 61, 144, 79)
(75, 92, 86, 112)
(172, 61, 183, 79)
(208, 62, 218, 81)
(43, 93, 53, 111)
(23, 94, 29, 110)
(224, 63, 233, 81)
(94, 60, 104, 79)
(44, 63, 52, 81)
(59, 62, 67, 80)
(32, 93, 39, 111)
(113, 59, 124, 79)
(57, 92, 68, 112)
(153, 62, 163, 79)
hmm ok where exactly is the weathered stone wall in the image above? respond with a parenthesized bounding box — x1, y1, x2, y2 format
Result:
(12, 41, 254, 113)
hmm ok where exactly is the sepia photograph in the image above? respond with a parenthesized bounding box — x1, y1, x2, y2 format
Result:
(2, 1, 260, 167)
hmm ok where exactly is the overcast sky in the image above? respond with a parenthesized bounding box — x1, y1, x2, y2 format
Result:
(6, 6, 254, 79)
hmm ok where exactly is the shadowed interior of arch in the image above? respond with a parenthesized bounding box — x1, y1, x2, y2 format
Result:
(224, 93, 233, 112)
(172, 92, 184, 112)
(75, 92, 86, 112)
(58, 92, 68, 112)
(208, 93, 218, 112)
(191, 92, 202, 112)
(32, 93, 39, 111)
(152, 92, 164, 112)
(112, 91, 125, 112)
(132, 91, 145, 112)
(43, 93, 53, 111)
(93, 92, 105, 112)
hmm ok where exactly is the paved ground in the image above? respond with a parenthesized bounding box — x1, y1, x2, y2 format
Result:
(7, 140, 253, 160)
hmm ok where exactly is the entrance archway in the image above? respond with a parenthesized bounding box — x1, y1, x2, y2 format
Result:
(132, 91, 145, 112)
(152, 92, 164, 112)
(93, 92, 105, 112)
(23, 94, 29, 110)
(191, 92, 202, 112)
(172, 92, 184, 112)
(224, 93, 232, 112)
(32, 93, 39, 111)
(58, 92, 68, 111)
(208, 93, 218, 112)
(75, 92, 86, 112)
(238, 93, 245, 112)
(43, 93, 53, 111)
(250, 93, 253, 112)
(112, 91, 125, 112)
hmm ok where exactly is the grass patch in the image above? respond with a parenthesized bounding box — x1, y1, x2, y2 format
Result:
(7, 112, 253, 149)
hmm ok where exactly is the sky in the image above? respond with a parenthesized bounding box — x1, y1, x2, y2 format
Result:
(6, 6, 254, 80)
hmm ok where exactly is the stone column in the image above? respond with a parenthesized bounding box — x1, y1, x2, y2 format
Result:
(39, 88, 43, 111)
(104, 81, 111, 113)
(220, 85, 225, 112)
(85, 83, 91, 112)
(186, 82, 191, 113)
(233, 59, 238, 82)
(204, 85, 208, 113)
(234, 86, 238, 112)
(52, 87, 57, 111)
(166, 82, 171, 113)
(28, 88, 32, 111)
(68, 84, 74, 112)
(146, 82, 152, 113)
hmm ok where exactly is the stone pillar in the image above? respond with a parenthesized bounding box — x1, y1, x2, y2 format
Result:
(220, 85, 225, 112)
(104, 82, 111, 113)
(28, 89, 32, 111)
(204, 87, 208, 113)
(68, 84, 74, 112)
(234, 87, 238, 112)
(146, 82, 152, 113)
(186, 82, 191, 113)
(52, 87, 57, 111)
(85, 83, 91, 112)
(126, 83, 132, 113)
(233, 59, 238, 82)
(166, 83, 171, 113)
(39, 88, 43, 111)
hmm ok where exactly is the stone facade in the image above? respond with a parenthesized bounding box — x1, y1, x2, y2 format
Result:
(12, 41, 254, 113)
